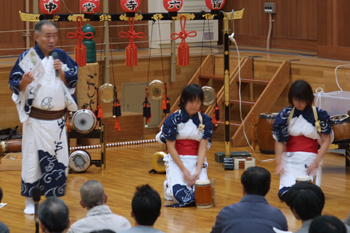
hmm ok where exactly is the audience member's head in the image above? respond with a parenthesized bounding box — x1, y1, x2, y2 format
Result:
(309, 215, 346, 233)
(131, 184, 161, 226)
(285, 182, 325, 221)
(241, 166, 271, 196)
(90, 230, 116, 233)
(80, 180, 106, 210)
(38, 196, 70, 233)
(0, 187, 3, 202)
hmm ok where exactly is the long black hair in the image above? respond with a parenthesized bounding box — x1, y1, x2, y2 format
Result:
(179, 84, 204, 109)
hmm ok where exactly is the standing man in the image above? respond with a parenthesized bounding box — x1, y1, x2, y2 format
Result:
(211, 166, 288, 233)
(9, 20, 78, 214)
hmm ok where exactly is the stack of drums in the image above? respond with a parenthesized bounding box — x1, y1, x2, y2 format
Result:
(257, 113, 278, 154)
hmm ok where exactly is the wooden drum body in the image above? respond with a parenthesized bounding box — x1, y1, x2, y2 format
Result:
(195, 180, 212, 208)
(257, 113, 278, 154)
(72, 109, 97, 134)
(330, 114, 350, 143)
(0, 139, 22, 155)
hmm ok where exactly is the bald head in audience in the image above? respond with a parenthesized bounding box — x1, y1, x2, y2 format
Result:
(80, 180, 107, 210)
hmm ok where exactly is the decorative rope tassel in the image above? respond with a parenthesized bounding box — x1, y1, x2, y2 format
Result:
(95, 88, 104, 119)
(67, 16, 94, 67)
(113, 86, 122, 131)
(114, 117, 121, 131)
(161, 83, 170, 114)
(171, 15, 197, 67)
(212, 90, 219, 125)
(177, 42, 190, 66)
(143, 87, 152, 125)
(119, 17, 145, 67)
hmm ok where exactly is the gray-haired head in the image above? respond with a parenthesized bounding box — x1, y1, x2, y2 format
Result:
(80, 180, 105, 209)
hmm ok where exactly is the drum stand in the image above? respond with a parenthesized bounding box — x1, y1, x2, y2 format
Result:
(329, 142, 350, 167)
(67, 124, 106, 170)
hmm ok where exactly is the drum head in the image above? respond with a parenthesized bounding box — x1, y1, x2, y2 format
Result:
(69, 150, 91, 172)
(202, 86, 215, 106)
(148, 80, 164, 100)
(100, 83, 114, 103)
(330, 114, 349, 124)
(72, 109, 97, 134)
(151, 151, 166, 173)
(259, 112, 278, 119)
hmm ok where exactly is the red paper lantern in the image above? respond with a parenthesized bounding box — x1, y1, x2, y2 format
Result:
(80, 0, 100, 14)
(40, 0, 60, 15)
(163, 0, 183, 12)
(205, 0, 226, 10)
(120, 0, 141, 13)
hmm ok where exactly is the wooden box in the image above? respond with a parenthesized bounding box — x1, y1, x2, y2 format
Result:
(0, 153, 22, 171)
(233, 157, 256, 170)
(101, 112, 144, 143)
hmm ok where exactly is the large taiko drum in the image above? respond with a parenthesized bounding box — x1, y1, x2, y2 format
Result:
(257, 113, 278, 154)
(72, 109, 97, 134)
(195, 180, 212, 209)
(330, 114, 350, 143)
(69, 150, 91, 172)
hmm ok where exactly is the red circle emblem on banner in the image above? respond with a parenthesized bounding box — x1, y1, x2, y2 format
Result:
(40, 0, 60, 15)
(163, 0, 183, 12)
(205, 0, 226, 10)
(80, 0, 100, 14)
(120, 0, 141, 13)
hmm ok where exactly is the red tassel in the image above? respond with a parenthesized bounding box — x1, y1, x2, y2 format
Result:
(212, 111, 218, 124)
(161, 100, 167, 110)
(66, 16, 93, 68)
(114, 117, 121, 131)
(97, 106, 104, 118)
(147, 113, 152, 123)
(178, 43, 190, 66)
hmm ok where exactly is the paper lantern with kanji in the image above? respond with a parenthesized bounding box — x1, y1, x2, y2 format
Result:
(163, 0, 183, 12)
(40, 0, 60, 15)
(120, 0, 141, 13)
(205, 0, 226, 11)
(80, 0, 100, 14)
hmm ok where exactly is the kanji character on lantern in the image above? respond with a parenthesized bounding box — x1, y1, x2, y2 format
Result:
(40, 0, 60, 15)
(120, 0, 141, 17)
(205, 0, 226, 14)
(163, 0, 183, 17)
(80, 0, 100, 14)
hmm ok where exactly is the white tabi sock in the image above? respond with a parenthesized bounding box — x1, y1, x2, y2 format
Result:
(24, 197, 35, 215)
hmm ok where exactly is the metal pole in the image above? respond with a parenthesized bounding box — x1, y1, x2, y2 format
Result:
(103, 0, 110, 83)
(170, 20, 176, 82)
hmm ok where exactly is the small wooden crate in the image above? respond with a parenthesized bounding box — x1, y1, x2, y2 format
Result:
(0, 153, 22, 171)
(233, 157, 256, 170)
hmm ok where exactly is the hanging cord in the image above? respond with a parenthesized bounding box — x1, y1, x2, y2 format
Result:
(334, 64, 350, 92)
(229, 34, 273, 163)
(207, 18, 215, 88)
(61, 0, 74, 15)
(200, 20, 205, 76)
(157, 19, 166, 83)
(147, 20, 155, 86)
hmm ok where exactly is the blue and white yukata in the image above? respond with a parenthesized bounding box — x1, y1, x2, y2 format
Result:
(272, 106, 333, 198)
(9, 44, 78, 197)
(156, 109, 213, 207)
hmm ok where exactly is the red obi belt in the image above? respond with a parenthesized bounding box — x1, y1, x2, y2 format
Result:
(175, 139, 199, 156)
(286, 135, 318, 154)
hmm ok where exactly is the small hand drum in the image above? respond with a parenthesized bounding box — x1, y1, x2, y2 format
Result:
(151, 151, 166, 173)
(72, 109, 97, 134)
(148, 80, 164, 100)
(69, 150, 91, 173)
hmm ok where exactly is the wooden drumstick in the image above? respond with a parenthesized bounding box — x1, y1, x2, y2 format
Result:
(211, 178, 216, 207)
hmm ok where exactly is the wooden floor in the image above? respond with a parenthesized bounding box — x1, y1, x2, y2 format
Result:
(1, 130, 350, 233)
